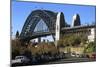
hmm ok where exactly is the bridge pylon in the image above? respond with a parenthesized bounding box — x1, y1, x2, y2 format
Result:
(55, 12, 61, 47)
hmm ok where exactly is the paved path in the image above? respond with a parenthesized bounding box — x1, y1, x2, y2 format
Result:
(12, 58, 96, 66)
(44, 58, 96, 64)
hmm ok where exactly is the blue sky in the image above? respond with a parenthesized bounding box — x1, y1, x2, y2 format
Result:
(12, 1, 96, 35)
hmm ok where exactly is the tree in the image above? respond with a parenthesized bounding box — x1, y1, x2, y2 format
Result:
(84, 41, 96, 53)
(63, 34, 81, 46)
(29, 42, 59, 56)
(58, 39, 64, 47)
(11, 38, 29, 59)
(11, 39, 21, 59)
(80, 34, 88, 44)
(16, 30, 19, 38)
(72, 36, 81, 46)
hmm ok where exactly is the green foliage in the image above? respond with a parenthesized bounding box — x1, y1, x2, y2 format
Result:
(30, 43, 59, 56)
(84, 41, 96, 53)
(58, 39, 64, 47)
(12, 39, 21, 59)
(12, 38, 59, 58)
(11, 39, 32, 59)
(72, 36, 81, 46)
(58, 34, 85, 47)
(80, 34, 88, 44)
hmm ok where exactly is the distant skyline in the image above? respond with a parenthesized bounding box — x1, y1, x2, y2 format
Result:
(12, 1, 96, 36)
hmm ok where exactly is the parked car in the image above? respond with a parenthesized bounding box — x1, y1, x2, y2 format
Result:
(12, 56, 30, 64)
(91, 53, 96, 59)
(71, 52, 76, 57)
(31, 56, 38, 64)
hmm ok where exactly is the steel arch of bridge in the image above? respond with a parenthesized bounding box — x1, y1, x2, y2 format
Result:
(20, 10, 66, 40)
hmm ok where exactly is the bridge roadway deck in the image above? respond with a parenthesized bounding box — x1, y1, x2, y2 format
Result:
(20, 25, 95, 41)
(21, 31, 55, 41)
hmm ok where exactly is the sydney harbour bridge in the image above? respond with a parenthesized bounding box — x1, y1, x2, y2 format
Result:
(19, 9, 95, 43)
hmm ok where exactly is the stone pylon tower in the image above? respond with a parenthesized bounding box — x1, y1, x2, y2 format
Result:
(55, 12, 61, 47)
(72, 14, 81, 27)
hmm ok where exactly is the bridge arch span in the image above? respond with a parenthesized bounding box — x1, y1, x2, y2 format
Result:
(20, 10, 66, 41)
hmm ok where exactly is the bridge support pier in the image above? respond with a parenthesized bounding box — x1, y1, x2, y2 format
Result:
(55, 12, 61, 47)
